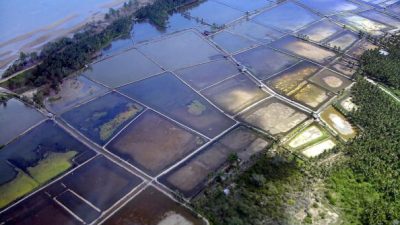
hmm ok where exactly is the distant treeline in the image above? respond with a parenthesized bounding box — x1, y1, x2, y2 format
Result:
(360, 33, 400, 89)
(136, 0, 197, 27)
(4, 0, 197, 94)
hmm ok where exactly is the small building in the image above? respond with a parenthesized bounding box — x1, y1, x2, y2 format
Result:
(379, 49, 389, 56)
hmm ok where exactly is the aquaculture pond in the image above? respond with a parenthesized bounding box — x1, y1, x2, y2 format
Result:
(61, 92, 144, 146)
(233, 45, 300, 80)
(160, 126, 270, 198)
(106, 110, 207, 176)
(330, 56, 359, 77)
(211, 31, 257, 54)
(226, 20, 284, 44)
(101, 36, 134, 59)
(253, 1, 320, 32)
(297, 0, 363, 15)
(331, 13, 389, 36)
(326, 31, 359, 50)
(359, 9, 400, 29)
(183, 0, 243, 26)
(238, 97, 309, 136)
(267, 61, 318, 89)
(137, 30, 224, 71)
(131, 12, 206, 44)
(346, 39, 378, 58)
(201, 74, 270, 115)
(0, 191, 81, 225)
(309, 69, 353, 93)
(297, 19, 344, 43)
(214, 0, 273, 12)
(270, 36, 337, 65)
(44, 76, 108, 114)
(58, 155, 142, 211)
(0, 98, 45, 146)
(0, 120, 95, 209)
(118, 72, 236, 138)
(103, 186, 207, 225)
(174, 59, 240, 91)
(291, 83, 332, 110)
(320, 106, 357, 141)
(84, 48, 163, 88)
(0, 155, 142, 224)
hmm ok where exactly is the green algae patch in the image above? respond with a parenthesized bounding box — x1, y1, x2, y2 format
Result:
(28, 151, 78, 184)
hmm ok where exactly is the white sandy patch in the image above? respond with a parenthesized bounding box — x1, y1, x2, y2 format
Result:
(323, 76, 343, 88)
(289, 126, 323, 148)
(329, 114, 354, 135)
(158, 212, 194, 225)
(341, 97, 357, 112)
(302, 139, 336, 157)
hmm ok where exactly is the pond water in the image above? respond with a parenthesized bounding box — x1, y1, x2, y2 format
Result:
(270, 36, 337, 65)
(106, 110, 206, 176)
(253, 2, 321, 32)
(227, 20, 284, 44)
(297, 19, 345, 43)
(211, 31, 257, 54)
(174, 59, 240, 90)
(85, 48, 163, 88)
(201, 74, 270, 115)
(331, 13, 389, 36)
(118, 72, 236, 138)
(183, 0, 243, 26)
(160, 126, 269, 197)
(131, 12, 206, 44)
(297, 0, 363, 15)
(44, 76, 108, 114)
(0, 98, 45, 146)
(103, 186, 207, 225)
(0, 120, 95, 208)
(359, 10, 400, 29)
(234, 45, 300, 80)
(238, 97, 308, 136)
(327, 31, 359, 50)
(61, 92, 144, 146)
(214, 0, 274, 12)
(137, 30, 223, 71)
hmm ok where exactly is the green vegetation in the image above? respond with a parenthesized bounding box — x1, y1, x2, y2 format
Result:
(194, 153, 308, 225)
(3, 16, 133, 94)
(325, 78, 400, 224)
(0, 171, 39, 208)
(136, 0, 195, 27)
(0, 150, 78, 208)
(0, 93, 11, 105)
(27, 151, 77, 184)
(99, 104, 142, 141)
(360, 33, 400, 89)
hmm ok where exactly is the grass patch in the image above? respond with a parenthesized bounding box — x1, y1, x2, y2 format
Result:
(0, 170, 39, 209)
(326, 168, 380, 224)
(27, 151, 78, 184)
(99, 104, 142, 141)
